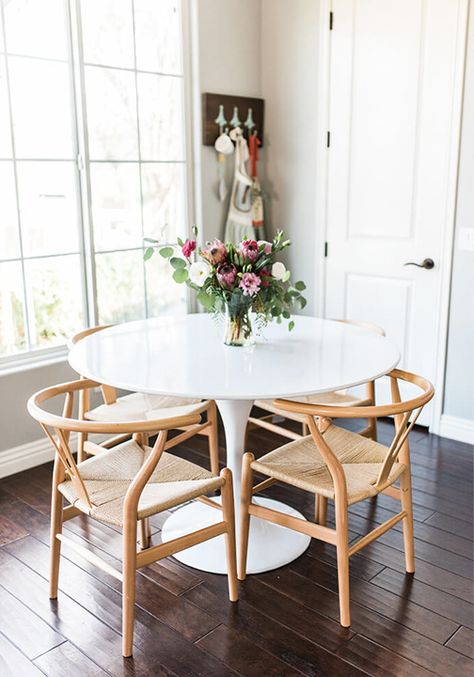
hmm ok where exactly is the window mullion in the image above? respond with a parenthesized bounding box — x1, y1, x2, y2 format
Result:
(0, 3, 32, 351)
(68, 0, 98, 328)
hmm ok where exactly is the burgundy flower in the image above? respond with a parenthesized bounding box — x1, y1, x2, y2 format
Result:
(260, 267, 271, 287)
(239, 272, 261, 297)
(217, 262, 237, 289)
(182, 239, 196, 258)
(201, 239, 227, 265)
(238, 239, 259, 262)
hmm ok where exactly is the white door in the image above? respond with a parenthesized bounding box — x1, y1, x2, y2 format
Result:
(324, 0, 467, 425)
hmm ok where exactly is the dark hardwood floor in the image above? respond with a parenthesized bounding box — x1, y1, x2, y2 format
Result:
(0, 416, 472, 676)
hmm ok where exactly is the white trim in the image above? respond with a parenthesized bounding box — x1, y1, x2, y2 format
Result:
(314, 0, 332, 317)
(0, 346, 68, 377)
(438, 415, 474, 445)
(431, 0, 470, 434)
(0, 438, 54, 479)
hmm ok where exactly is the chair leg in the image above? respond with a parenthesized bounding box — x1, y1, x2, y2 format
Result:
(400, 468, 415, 573)
(220, 468, 238, 602)
(302, 422, 308, 436)
(207, 401, 220, 476)
(238, 452, 254, 580)
(49, 487, 63, 599)
(366, 417, 377, 441)
(122, 520, 137, 658)
(315, 494, 328, 526)
(335, 502, 351, 627)
(138, 518, 150, 550)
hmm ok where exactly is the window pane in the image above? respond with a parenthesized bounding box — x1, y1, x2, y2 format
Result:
(80, 0, 134, 69)
(134, 0, 182, 75)
(8, 57, 75, 158)
(85, 66, 138, 160)
(24, 254, 83, 349)
(0, 260, 26, 355)
(3, 0, 68, 60)
(90, 162, 142, 252)
(0, 58, 12, 157)
(141, 163, 186, 243)
(145, 254, 186, 318)
(0, 161, 20, 259)
(138, 73, 184, 161)
(96, 250, 145, 323)
(17, 161, 80, 257)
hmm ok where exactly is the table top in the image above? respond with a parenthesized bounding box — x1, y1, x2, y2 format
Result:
(68, 314, 400, 401)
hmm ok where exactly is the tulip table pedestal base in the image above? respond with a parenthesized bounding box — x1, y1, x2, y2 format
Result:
(161, 398, 311, 574)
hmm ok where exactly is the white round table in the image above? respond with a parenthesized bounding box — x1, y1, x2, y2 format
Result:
(68, 314, 399, 574)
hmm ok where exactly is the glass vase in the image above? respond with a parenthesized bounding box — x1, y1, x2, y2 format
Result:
(224, 304, 255, 347)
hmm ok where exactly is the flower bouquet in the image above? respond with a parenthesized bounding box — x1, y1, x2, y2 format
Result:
(144, 229, 306, 346)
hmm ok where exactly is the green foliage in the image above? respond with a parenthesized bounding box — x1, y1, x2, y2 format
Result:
(159, 246, 174, 258)
(143, 247, 154, 261)
(172, 267, 188, 283)
(170, 257, 186, 269)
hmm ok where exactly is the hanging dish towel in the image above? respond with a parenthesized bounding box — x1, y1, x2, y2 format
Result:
(249, 132, 266, 240)
(224, 128, 253, 243)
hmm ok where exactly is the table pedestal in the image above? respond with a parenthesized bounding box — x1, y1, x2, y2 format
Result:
(161, 398, 310, 574)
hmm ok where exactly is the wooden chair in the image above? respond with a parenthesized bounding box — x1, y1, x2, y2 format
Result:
(239, 369, 434, 627)
(249, 320, 385, 441)
(27, 379, 238, 657)
(71, 326, 220, 476)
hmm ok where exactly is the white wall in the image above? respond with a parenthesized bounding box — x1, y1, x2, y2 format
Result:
(443, 7, 474, 424)
(260, 0, 320, 314)
(194, 0, 262, 242)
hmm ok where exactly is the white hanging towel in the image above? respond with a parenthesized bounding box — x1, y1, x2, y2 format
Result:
(224, 128, 253, 244)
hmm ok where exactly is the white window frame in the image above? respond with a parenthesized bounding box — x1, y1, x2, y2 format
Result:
(0, 0, 195, 374)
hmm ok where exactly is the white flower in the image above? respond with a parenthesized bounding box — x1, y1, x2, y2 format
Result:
(271, 261, 286, 280)
(189, 260, 211, 287)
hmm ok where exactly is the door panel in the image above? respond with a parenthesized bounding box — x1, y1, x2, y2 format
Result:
(325, 0, 466, 424)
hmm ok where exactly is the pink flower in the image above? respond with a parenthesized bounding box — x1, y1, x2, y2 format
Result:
(201, 239, 227, 265)
(217, 262, 237, 289)
(238, 239, 259, 262)
(258, 240, 272, 255)
(182, 239, 196, 258)
(260, 268, 271, 287)
(239, 272, 261, 297)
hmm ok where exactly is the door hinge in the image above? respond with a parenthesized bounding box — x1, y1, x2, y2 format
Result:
(329, 11, 334, 30)
(76, 153, 85, 171)
(324, 242, 329, 257)
(326, 131, 331, 148)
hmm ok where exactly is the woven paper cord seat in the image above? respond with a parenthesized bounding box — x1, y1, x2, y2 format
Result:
(251, 424, 405, 505)
(85, 392, 204, 422)
(58, 439, 223, 526)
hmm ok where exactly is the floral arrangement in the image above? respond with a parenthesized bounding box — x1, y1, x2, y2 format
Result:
(144, 229, 306, 346)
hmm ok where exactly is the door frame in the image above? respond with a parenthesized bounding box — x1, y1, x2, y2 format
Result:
(313, 0, 470, 433)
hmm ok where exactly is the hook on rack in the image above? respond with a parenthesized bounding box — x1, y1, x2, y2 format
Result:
(244, 107, 255, 133)
(230, 106, 241, 128)
(214, 104, 227, 133)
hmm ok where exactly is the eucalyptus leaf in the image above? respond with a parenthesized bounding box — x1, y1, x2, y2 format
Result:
(288, 320, 295, 331)
(144, 237, 159, 243)
(197, 290, 214, 309)
(172, 267, 189, 283)
(170, 257, 186, 269)
(295, 280, 306, 291)
(282, 270, 291, 282)
(159, 246, 174, 258)
(143, 247, 154, 261)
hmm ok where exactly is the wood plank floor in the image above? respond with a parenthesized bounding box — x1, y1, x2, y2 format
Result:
(0, 417, 472, 676)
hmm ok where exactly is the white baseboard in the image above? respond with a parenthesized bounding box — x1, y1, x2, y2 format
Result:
(438, 415, 474, 445)
(0, 437, 55, 479)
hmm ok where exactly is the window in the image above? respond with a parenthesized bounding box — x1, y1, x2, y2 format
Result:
(0, 0, 188, 365)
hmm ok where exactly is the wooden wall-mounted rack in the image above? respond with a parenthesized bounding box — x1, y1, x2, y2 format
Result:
(202, 92, 265, 147)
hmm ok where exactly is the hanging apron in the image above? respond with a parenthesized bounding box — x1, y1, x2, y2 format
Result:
(224, 129, 253, 244)
(249, 132, 266, 240)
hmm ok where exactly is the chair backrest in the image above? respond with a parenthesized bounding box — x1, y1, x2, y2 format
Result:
(27, 379, 202, 510)
(273, 369, 434, 494)
(335, 319, 385, 337)
(70, 325, 116, 405)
